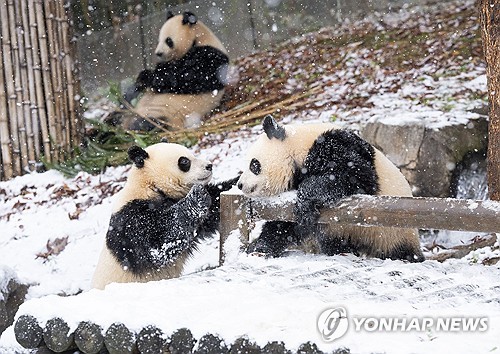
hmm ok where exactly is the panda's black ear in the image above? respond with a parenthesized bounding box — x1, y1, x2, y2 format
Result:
(182, 11, 197, 25)
(166, 10, 174, 21)
(263, 115, 286, 141)
(128, 146, 149, 168)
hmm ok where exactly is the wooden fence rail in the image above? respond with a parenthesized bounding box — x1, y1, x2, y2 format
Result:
(219, 192, 500, 264)
(0, 0, 82, 181)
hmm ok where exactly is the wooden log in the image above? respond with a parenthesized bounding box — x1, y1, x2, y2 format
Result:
(43, 317, 75, 352)
(228, 337, 261, 354)
(262, 341, 289, 354)
(74, 321, 104, 354)
(249, 195, 500, 233)
(136, 325, 166, 354)
(193, 333, 228, 354)
(167, 328, 196, 354)
(104, 322, 136, 354)
(296, 341, 324, 354)
(14, 314, 44, 349)
(219, 191, 250, 265)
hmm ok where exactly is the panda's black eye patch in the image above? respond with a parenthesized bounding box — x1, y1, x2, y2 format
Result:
(165, 37, 174, 48)
(250, 158, 261, 175)
(178, 156, 191, 172)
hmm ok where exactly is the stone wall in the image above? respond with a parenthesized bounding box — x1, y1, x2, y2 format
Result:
(361, 115, 489, 197)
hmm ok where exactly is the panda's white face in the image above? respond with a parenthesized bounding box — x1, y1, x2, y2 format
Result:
(238, 116, 340, 198)
(155, 15, 196, 62)
(238, 134, 296, 197)
(130, 143, 213, 200)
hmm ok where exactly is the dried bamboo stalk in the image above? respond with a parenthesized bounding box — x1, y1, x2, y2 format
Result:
(44, 0, 64, 159)
(35, 0, 59, 161)
(52, 0, 68, 153)
(14, 0, 35, 170)
(20, 0, 41, 161)
(161, 86, 325, 142)
(66, 20, 83, 151)
(28, 0, 51, 160)
(57, 0, 73, 154)
(3, 0, 22, 175)
(0, 3, 13, 180)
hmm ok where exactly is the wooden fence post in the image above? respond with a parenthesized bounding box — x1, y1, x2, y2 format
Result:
(219, 191, 250, 265)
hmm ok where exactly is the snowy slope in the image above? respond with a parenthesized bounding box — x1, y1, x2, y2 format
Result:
(1, 109, 499, 353)
(1, 1, 500, 352)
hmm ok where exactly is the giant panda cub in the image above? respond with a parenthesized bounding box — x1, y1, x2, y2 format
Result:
(122, 11, 229, 131)
(237, 115, 424, 262)
(92, 141, 238, 289)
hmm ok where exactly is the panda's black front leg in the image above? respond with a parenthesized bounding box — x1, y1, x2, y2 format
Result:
(247, 221, 300, 257)
(123, 69, 154, 104)
(197, 176, 240, 236)
(107, 185, 211, 274)
(148, 185, 212, 267)
(173, 184, 212, 231)
(295, 175, 346, 230)
(136, 69, 155, 90)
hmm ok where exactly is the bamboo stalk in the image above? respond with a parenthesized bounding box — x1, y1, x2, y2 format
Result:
(29, 0, 51, 160)
(35, 0, 59, 161)
(10, 0, 30, 171)
(58, 0, 78, 154)
(15, 0, 36, 171)
(44, 0, 64, 160)
(0, 2, 13, 180)
(53, 0, 69, 154)
(3, 0, 22, 176)
(20, 0, 40, 163)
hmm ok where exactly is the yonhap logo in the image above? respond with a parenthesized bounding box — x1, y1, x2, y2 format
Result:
(317, 306, 349, 342)
(316, 306, 489, 342)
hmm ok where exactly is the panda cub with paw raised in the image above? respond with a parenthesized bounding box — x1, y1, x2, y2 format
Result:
(92, 141, 238, 289)
(238, 115, 424, 262)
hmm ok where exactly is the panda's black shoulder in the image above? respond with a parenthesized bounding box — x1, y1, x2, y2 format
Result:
(183, 45, 229, 68)
(299, 129, 378, 194)
(305, 129, 376, 169)
(113, 196, 177, 220)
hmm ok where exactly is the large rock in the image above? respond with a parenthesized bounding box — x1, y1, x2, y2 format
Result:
(360, 116, 488, 197)
(0, 266, 29, 336)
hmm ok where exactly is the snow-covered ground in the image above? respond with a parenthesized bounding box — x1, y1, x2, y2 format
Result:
(1, 2, 500, 353)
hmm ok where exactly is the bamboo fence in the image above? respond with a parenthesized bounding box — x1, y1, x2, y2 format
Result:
(0, 0, 82, 181)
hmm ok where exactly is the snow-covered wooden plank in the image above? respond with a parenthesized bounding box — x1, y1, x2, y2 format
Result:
(219, 192, 500, 261)
(249, 195, 500, 233)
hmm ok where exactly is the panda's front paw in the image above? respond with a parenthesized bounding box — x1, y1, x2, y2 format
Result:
(246, 239, 282, 258)
(295, 202, 320, 226)
(136, 70, 153, 89)
(188, 185, 212, 217)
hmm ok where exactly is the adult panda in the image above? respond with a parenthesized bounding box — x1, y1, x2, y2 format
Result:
(122, 10, 229, 130)
(92, 141, 238, 289)
(237, 115, 424, 262)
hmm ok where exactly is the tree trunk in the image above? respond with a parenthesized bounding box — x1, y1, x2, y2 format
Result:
(480, 0, 500, 201)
